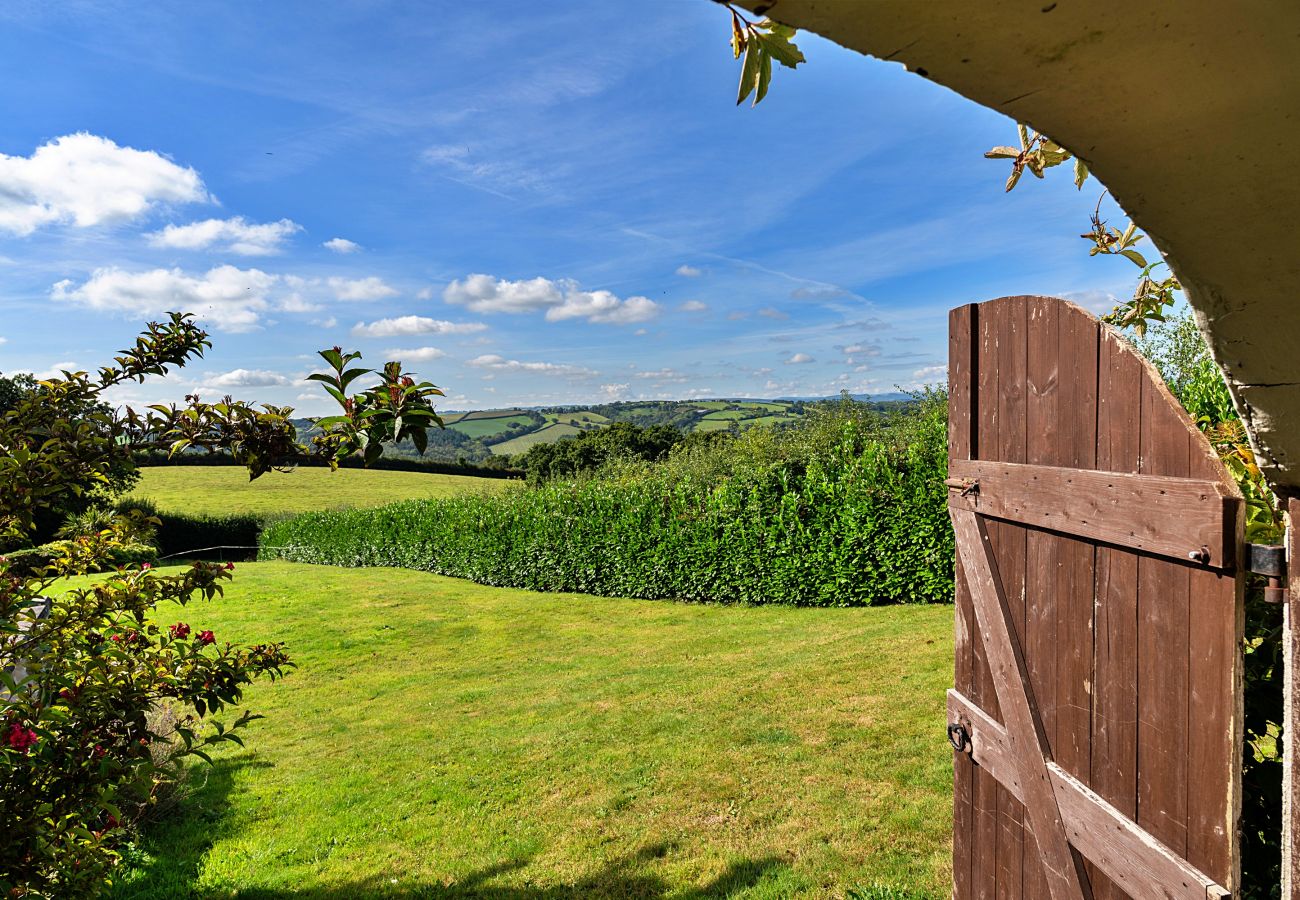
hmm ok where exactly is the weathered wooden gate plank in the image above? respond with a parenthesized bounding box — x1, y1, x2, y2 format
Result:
(949, 689, 1231, 900)
(947, 459, 1237, 567)
(950, 302, 976, 900)
(993, 294, 1027, 899)
(1136, 375, 1193, 860)
(1286, 497, 1300, 900)
(974, 297, 1002, 899)
(952, 506, 1088, 899)
(1024, 295, 1062, 897)
(1091, 327, 1144, 900)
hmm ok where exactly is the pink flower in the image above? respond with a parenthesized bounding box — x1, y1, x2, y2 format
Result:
(223, 562, 235, 571)
(6, 723, 38, 753)
(109, 634, 123, 643)
(197, 630, 216, 646)
(141, 562, 152, 570)
(169, 622, 191, 640)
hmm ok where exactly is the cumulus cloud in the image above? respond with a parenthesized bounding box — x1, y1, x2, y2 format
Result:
(466, 354, 597, 378)
(675, 265, 702, 278)
(205, 368, 290, 388)
(148, 216, 301, 255)
(381, 346, 446, 362)
(351, 316, 487, 338)
(785, 353, 815, 365)
(31, 361, 79, 380)
(0, 133, 208, 235)
(323, 237, 361, 254)
(327, 276, 397, 301)
(48, 263, 403, 332)
(51, 265, 277, 333)
(680, 300, 708, 313)
(444, 273, 659, 325)
(913, 364, 948, 381)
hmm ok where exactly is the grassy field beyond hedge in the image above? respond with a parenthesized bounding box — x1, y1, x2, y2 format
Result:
(106, 562, 953, 898)
(128, 465, 513, 517)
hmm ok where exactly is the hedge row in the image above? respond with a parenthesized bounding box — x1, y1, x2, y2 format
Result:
(116, 498, 267, 561)
(262, 400, 953, 606)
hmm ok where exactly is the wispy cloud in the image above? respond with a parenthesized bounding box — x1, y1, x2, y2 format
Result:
(148, 216, 301, 255)
(351, 316, 487, 338)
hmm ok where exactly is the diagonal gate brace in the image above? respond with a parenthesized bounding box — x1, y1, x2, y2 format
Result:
(951, 506, 1091, 900)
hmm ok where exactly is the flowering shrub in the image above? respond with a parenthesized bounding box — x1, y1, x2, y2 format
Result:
(0, 314, 444, 897)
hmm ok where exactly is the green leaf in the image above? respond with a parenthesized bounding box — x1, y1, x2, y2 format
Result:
(736, 39, 761, 105)
(1073, 157, 1089, 189)
(757, 29, 804, 69)
(318, 348, 343, 371)
(337, 367, 373, 391)
(755, 48, 773, 103)
(1120, 248, 1149, 268)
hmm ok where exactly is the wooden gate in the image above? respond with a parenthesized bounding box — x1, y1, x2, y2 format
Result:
(947, 296, 1244, 899)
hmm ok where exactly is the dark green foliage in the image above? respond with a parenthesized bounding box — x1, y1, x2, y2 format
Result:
(132, 448, 521, 478)
(263, 394, 953, 606)
(516, 422, 684, 484)
(115, 498, 267, 561)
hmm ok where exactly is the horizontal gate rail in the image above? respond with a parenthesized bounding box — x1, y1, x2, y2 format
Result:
(948, 690, 1231, 900)
(947, 459, 1240, 568)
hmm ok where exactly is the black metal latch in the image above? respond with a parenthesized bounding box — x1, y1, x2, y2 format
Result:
(1245, 543, 1288, 605)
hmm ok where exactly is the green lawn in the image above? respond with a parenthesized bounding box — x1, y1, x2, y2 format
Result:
(128, 466, 513, 517)
(105, 562, 953, 898)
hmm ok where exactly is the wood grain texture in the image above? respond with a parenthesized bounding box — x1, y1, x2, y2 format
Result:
(949, 689, 1230, 900)
(1286, 497, 1300, 899)
(947, 460, 1237, 567)
(950, 297, 1242, 900)
(950, 303, 976, 899)
(953, 507, 1088, 899)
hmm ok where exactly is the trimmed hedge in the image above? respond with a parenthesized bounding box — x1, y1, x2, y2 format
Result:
(116, 498, 268, 561)
(262, 398, 953, 606)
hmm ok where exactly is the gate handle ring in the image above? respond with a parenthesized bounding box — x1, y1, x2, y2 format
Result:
(948, 723, 971, 754)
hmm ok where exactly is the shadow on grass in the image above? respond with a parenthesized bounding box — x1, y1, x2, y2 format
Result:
(119, 796, 790, 899)
(111, 753, 275, 900)
(230, 846, 789, 898)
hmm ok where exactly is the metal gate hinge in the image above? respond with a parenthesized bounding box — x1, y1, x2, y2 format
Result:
(1245, 542, 1288, 604)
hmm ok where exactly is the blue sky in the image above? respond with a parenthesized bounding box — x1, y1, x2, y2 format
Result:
(0, 0, 1141, 414)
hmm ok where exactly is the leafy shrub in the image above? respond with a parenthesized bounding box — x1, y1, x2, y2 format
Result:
(264, 393, 953, 606)
(115, 498, 267, 562)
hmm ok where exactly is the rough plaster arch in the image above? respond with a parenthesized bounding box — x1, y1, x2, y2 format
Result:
(730, 0, 1300, 493)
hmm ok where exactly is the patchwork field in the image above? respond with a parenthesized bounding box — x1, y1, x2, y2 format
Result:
(491, 421, 583, 455)
(99, 562, 953, 898)
(127, 466, 514, 517)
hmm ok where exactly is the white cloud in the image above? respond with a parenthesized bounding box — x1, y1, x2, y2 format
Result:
(51, 265, 277, 333)
(148, 216, 301, 255)
(443, 273, 659, 325)
(675, 265, 702, 278)
(351, 316, 487, 338)
(0, 133, 208, 236)
(328, 276, 397, 302)
(205, 368, 290, 388)
(680, 300, 708, 312)
(31, 361, 79, 380)
(758, 307, 789, 320)
(0, 337, 7, 345)
(598, 383, 629, 401)
(913, 364, 948, 381)
(786, 353, 815, 365)
(323, 237, 361, 254)
(635, 368, 690, 383)
(466, 354, 597, 378)
(380, 346, 446, 362)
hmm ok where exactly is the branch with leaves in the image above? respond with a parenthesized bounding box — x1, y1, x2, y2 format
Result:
(984, 125, 1180, 336)
(726, 5, 805, 106)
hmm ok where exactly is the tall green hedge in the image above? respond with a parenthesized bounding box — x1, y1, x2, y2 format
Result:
(262, 395, 953, 606)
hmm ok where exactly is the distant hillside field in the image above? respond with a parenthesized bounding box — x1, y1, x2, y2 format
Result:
(447, 414, 534, 439)
(128, 466, 514, 517)
(491, 422, 582, 455)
